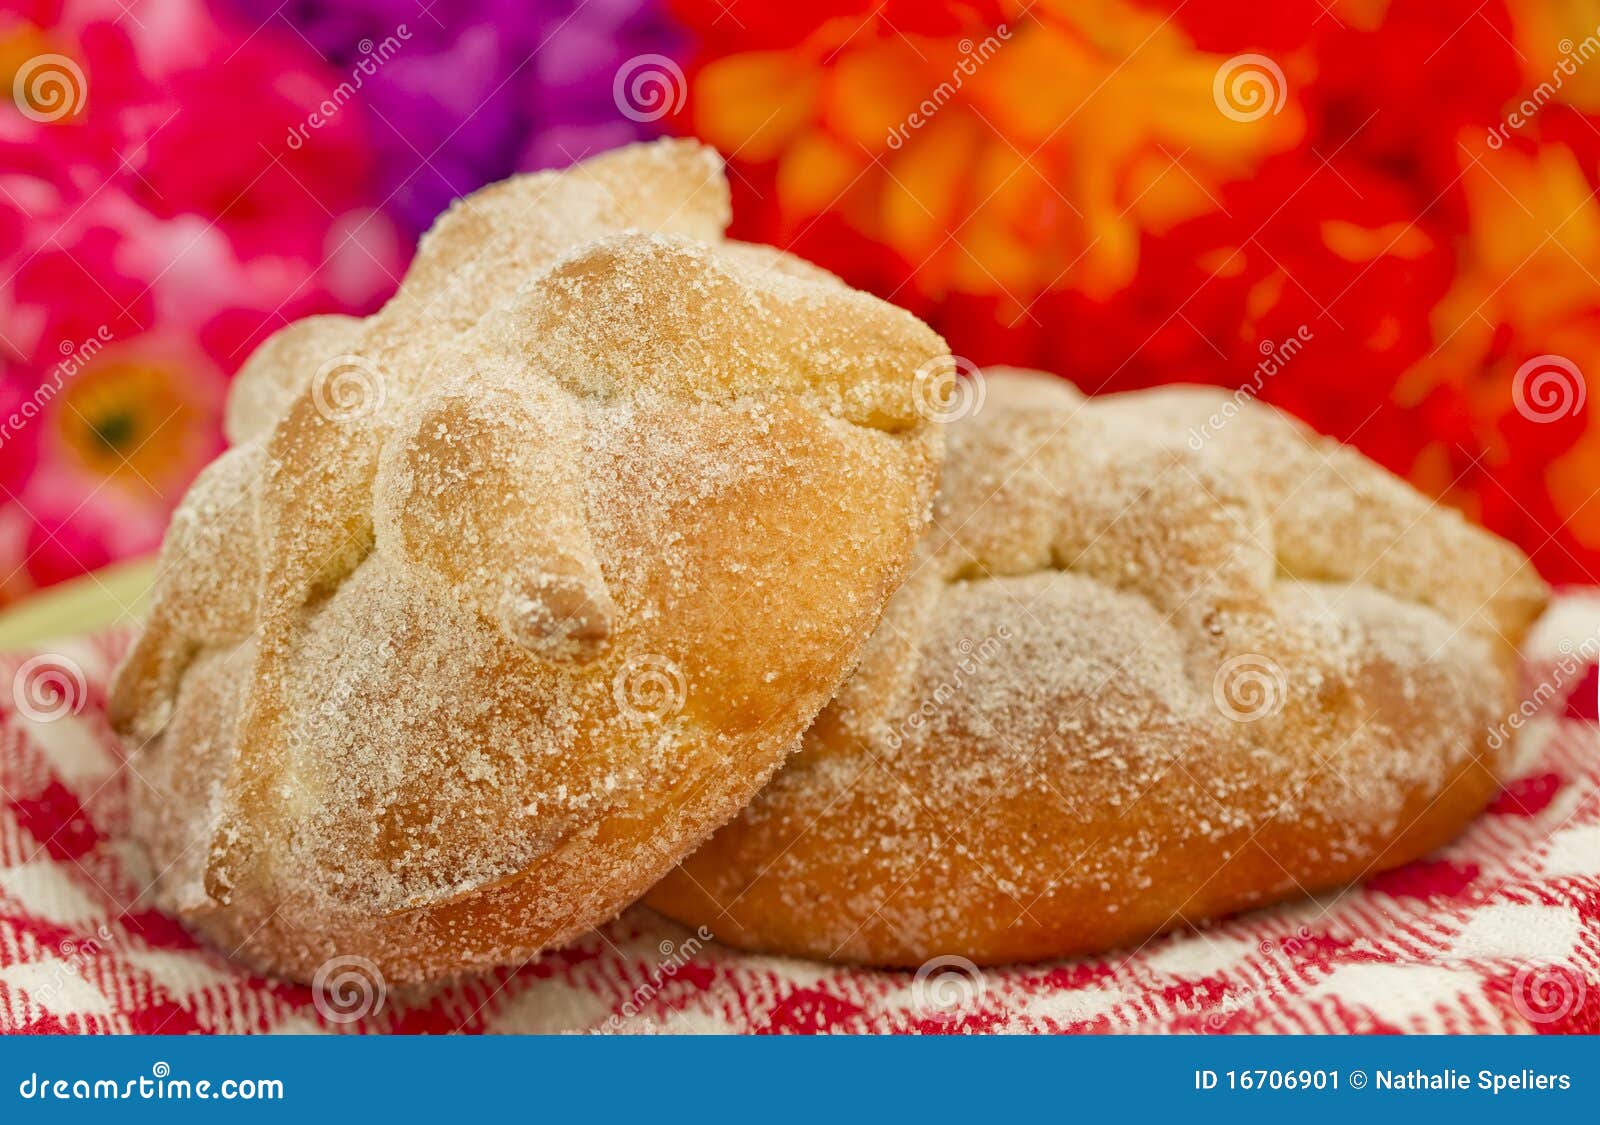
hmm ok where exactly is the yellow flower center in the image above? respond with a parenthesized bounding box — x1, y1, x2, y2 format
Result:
(55, 360, 195, 486)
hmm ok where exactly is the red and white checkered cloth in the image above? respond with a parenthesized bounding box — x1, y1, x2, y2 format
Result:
(2, 595, 1597, 1035)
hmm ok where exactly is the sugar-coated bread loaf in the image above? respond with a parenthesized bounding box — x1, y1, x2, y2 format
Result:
(110, 141, 948, 984)
(648, 369, 1549, 965)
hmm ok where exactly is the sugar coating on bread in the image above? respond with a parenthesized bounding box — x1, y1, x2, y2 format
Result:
(110, 140, 947, 984)
(647, 369, 1549, 966)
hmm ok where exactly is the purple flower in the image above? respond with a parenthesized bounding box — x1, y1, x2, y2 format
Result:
(226, 0, 686, 236)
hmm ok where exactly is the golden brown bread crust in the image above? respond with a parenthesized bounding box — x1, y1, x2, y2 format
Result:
(647, 369, 1550, 966)
(109, 141, 947, 984)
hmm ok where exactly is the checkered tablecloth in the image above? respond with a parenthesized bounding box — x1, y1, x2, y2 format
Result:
(2, 594, 1596, 1034)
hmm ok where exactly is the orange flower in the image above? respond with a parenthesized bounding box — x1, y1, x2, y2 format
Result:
(688, 1, 1304, 311)
(1403, 138, 1600, 564)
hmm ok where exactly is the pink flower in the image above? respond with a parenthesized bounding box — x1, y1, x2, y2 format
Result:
(0, 0, 402, 602)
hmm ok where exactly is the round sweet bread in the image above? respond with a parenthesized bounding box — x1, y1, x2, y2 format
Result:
(647, 369, 1549, 965)
(109, 141, 947, 984)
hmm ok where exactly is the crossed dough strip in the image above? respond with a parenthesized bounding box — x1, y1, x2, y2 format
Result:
(109, 141, 947, 984)
(647, 369, 1549, 966)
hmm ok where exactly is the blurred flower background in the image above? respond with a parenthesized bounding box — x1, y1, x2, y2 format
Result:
(1, 0, 1597, 605)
